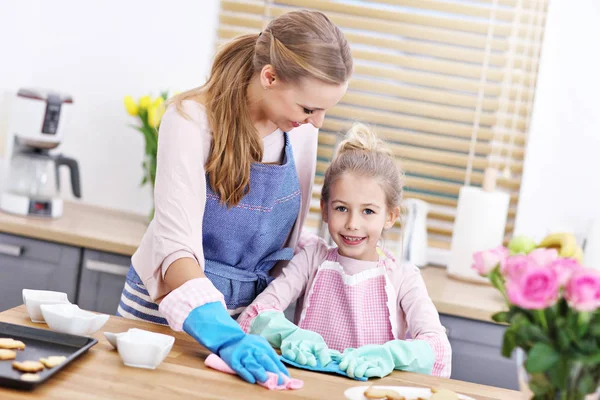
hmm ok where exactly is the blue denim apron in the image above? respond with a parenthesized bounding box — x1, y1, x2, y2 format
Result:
(117, 132, 301, 323)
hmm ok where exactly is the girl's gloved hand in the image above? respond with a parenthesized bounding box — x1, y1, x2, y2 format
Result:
(338, 340, 435, 379)
(183, 302, 289, 384)
(338, 345, 395, 379)
(280, 338, 332, 367)
(250, 311, 333, 367)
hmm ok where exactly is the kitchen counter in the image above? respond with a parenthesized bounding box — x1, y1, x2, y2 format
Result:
(0, 202, 506, 323)
(0, 201, 147, 256)
(0, 306, 520, 400)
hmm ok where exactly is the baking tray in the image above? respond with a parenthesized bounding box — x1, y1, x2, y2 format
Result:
(0, 321, 98, 390)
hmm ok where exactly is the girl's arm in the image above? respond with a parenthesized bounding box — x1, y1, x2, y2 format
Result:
(398, 262, 452, 378)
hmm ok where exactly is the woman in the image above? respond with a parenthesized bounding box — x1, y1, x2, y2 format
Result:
(117, 10, 353, 385)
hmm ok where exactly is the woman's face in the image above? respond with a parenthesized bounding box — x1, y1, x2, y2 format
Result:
(260, 67, 348, 132)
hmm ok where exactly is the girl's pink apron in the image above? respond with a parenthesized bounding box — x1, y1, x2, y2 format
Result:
(297, 249, 398, 352)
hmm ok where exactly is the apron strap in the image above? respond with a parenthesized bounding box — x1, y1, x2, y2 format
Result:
(205, 247, 295, 293)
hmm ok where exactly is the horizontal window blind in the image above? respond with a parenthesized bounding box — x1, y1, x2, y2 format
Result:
(216, 0, 549, 261)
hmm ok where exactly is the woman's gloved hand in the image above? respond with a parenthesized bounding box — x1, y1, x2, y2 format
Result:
(250, 310, 333, 367)
(183, 302, 289, 384)
(338, 340, 434, 379)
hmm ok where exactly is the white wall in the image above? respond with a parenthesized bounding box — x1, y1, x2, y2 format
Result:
(2, 0, 598, 234)
(0, 0, 220, 215)
(514, 0, 600, 242)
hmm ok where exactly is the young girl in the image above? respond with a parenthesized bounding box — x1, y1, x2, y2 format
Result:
(238, 124, 451, 379)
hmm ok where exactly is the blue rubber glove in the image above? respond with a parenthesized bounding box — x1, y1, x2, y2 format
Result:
(337, 340, 434, 379)
(183, 302, 289, 384)
(250, 310, 333, 367)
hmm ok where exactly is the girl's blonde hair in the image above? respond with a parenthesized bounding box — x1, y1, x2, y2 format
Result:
(170, 10, 353, 206)
(321, 124, 404, 212)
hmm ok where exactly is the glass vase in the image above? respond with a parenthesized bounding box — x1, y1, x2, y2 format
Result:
(516, 349, 600, 400)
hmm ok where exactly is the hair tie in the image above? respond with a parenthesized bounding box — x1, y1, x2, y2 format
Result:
(258, 32, 262, 37)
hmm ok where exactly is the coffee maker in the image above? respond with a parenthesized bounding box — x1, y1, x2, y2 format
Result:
(0, 88, 81, 218)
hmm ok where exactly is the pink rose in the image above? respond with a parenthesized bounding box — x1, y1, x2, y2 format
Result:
(549, 258, 583, 287)
(507, 266, 560, 309)
(528, 248, 559, 267)
(502, 254, 538, 281)
(564, 269, 600, 312)
(472, 246, 509, 276)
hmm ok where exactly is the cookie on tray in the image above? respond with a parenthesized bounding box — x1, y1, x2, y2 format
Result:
(20, 373, 41, 382)
(0, 349, 17, 360)
(40, 356, 67, 368)
(12, 360, 45, 373)
(0, 338, 26, 350)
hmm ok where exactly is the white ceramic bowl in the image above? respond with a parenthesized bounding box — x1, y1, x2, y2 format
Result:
(22, 289, 70, 323)
(103, 331, 122, 349)
(114, 328, 174, 369)
(40, 303, 109, 336)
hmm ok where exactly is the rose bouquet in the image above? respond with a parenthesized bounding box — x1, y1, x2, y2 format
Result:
(473, 233, 600, 400)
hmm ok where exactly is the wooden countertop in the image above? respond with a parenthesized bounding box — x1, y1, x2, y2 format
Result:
(0, 201, 147, 256)
(0, 202, 507, 324)
(0, 306, 520, 400)
(421, 267, 507, 323)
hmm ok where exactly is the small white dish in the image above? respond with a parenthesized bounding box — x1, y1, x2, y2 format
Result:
(103, 331, 123, 349)
(344, 386, 476, 400)
(40, 303, 109, 336)
(114, 328, 174, 370)
(22, 289, 70, 323)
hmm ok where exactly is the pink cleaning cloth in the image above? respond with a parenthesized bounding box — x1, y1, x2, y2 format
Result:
(205, 354, 304, 390)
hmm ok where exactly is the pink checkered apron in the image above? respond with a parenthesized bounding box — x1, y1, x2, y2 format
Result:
(297, 249, 396, 352)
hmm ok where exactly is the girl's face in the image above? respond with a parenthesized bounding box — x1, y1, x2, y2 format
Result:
(260, 67, 347, 132)
(321, 173, 399, 261)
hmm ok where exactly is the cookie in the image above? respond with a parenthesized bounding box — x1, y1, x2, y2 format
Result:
(0, 349, 17, 360)
(430, 388, 459, 400)
(0, 338, 25, 350)
(12, 361, 45, 373)
(20, 373, 41, 382)
(364, 386, 405, 400)
(40, 356, 67, 368)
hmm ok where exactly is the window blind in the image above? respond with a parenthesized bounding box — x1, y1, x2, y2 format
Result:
(216, 0, 549, 262)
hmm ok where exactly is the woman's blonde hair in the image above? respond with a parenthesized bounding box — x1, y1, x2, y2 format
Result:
(170, 10, 353, 206)
(321, 123, 404, 212)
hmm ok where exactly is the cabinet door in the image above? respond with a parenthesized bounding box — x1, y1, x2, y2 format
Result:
(77, 249, 131, 315)
(0, 233, 80, 312)
(440, 314, 518, 390)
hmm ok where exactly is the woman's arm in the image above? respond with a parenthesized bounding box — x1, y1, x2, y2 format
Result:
(151, 101, 212, 292)
(164, 257, 206, 290)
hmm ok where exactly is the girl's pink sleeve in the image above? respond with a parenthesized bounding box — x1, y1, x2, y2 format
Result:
(398, 263, 452, 378)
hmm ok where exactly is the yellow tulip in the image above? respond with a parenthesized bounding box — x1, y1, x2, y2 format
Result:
(147, 105, 159, 128)
(139, 95, 151, 110)
(153, 97, 166, 126)
(123, 95, 138, 116)
(154, 97, 164, 107)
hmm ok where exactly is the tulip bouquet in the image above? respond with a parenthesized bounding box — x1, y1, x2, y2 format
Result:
(472, 233, 600, 400)
(123, 92, 171, 219)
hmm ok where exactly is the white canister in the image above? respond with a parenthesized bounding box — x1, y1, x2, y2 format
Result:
(447, 186, 510, 283)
